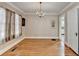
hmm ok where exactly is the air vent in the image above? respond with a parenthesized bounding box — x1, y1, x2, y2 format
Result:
(51, 39, 56, 41)
(11, 47, 17, 52)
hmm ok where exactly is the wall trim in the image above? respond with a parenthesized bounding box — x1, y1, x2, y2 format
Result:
(59, 2, 78, 15)
(6, 2, 25, 14)
(2, 2, 78, 16)
(24, 13, 59, 16)
(65, 42, 78, 55)
(24, 37, 59, 39)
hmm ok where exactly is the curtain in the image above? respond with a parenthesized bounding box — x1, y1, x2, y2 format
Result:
(5, 9, 11, 42)
(5, 11, 22, 40)
(10, 12, 15, 39)
(0, 7, 22, 43)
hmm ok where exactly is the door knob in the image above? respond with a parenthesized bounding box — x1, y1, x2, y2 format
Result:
(75, 33, 78, 36)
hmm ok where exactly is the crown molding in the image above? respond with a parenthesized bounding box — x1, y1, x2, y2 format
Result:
(6, 2, 24, 13)
(59, 2, 79, 15)
(3, 2, 78, 16)
(5, 2, 59, 16)
(1, 2, 26, 16)
(24, 12, 59, 16)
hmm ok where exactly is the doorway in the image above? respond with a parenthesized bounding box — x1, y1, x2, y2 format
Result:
(59, 14, 65, 41)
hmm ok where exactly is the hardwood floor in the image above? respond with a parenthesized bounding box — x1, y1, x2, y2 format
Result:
(1, 39, 77, 56)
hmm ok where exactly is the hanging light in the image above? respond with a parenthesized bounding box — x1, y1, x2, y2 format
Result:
(36, 2, 45, 18)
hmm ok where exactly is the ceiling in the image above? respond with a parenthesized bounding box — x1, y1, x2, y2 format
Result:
(10, 2, 70, 15)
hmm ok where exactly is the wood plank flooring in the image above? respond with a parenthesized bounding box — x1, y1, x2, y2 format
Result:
(1, 39, 77, 56)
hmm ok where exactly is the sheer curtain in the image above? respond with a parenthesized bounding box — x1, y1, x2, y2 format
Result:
(5, 9, 11, 42)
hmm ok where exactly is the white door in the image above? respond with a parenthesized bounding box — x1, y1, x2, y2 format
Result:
(67, 7, 78, 54)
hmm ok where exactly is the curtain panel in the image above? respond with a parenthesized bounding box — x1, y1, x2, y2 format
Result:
(10, 12, 15, 39)
(5, 9, 12, 42)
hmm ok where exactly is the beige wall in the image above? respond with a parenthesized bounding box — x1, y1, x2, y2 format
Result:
(25, 15, 59, 38)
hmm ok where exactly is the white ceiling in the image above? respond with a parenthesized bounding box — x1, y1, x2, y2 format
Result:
(10, 2, 70, 15)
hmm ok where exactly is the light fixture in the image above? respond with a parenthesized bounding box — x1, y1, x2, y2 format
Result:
(36, 2, 45, 18)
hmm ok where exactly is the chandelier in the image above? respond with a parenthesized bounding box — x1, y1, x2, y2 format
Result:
(36, 2, 45, 18)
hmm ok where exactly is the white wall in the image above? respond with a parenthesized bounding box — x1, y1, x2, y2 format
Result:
(66, 6, 78, 53)
(25, 15, 59, 38)
(60, 5, 79, 54)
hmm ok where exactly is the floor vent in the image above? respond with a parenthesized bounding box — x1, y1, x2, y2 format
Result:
(51, 39, 56, 41)
(11, 47, 17, 52)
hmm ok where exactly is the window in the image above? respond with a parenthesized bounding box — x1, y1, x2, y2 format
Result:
(0, 7, 22, 44)
(15, 14, 20, 38)
(19, 16, 22, 36)
(0, 7, 6, 44)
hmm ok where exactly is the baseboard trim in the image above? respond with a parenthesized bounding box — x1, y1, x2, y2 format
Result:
(24, 37, 59, 39)
(65, 42, 79, 56)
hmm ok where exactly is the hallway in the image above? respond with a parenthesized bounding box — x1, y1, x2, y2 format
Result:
(1, 39, 76, 56)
